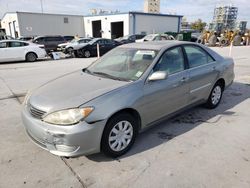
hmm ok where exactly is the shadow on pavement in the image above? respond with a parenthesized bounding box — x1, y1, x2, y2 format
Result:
(86, 81, 250, 162)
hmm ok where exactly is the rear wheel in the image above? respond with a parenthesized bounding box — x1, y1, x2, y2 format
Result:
(101, 113, 138, 158)
(26, 52, 37, 62)
(205, 82, 223, 109)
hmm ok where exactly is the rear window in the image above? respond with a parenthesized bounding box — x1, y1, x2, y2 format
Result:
(9, 42, 28, 47)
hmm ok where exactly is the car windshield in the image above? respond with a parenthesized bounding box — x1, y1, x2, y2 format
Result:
(121, 35, 129, 40)
(86, 48, 158, 81)
(143, 34, 156, 41)
(70, 39, 81, 43)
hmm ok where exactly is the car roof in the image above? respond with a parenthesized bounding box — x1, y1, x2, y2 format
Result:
(0, 39, 28, 43)
(119, 41, 195, 50)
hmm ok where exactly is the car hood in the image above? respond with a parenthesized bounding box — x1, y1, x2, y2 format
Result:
(58, 42, 70, 47)
(68, 43, 88, 50)
(29, 71, 129, 113)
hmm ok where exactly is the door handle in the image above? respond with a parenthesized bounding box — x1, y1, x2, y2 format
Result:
(180, 77, 188, 83)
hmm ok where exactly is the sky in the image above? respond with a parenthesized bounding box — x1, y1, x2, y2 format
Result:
(0, 0, 250, 24)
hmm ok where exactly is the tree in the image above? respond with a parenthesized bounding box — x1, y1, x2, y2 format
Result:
(191, 19, 207, 32)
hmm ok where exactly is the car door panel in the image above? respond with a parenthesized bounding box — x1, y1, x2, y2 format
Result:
(0, 42, 9, 62)
(183, 45, 219, 104)
(141, 71, 190, 126)
(188, 62, 220, 103)
(139, 46, 190, 127)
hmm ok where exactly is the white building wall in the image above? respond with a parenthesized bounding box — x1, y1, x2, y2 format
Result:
(17, 12, 84, 37)
(1, 13, 20, 37)
(134, 14, 180, 34)
(84, 14, 130, 39)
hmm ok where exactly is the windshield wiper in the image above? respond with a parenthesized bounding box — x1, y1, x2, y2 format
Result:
(92, 72, 131, 82)
(82, 68, 92, 74)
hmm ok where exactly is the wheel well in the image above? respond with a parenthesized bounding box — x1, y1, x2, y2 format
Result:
(216, 78, 225, 91)
(26, 52, 38, 58)
(108, 108, 142, 130)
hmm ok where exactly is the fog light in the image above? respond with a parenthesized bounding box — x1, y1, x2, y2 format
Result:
(55, 145, 79, 153)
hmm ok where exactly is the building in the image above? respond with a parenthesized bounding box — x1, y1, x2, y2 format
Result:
(144, 0, 160, 13)
(84, 12, 182, 39)
(210, 5, 238, 32)
(1, 12, 85, 38)
(237, 21, 248, 33)
(1, 11, 182, 39)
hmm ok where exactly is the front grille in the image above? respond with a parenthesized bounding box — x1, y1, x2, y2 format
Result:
(28, 104, 46, 119)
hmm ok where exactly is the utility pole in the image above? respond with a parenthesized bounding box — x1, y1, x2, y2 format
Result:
(40, 0, 44, 13)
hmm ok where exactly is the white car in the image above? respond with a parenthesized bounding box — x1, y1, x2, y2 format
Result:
(0, 40, 47, 63)
(58, 38, 92, 53)
(136, 34, 175, 43)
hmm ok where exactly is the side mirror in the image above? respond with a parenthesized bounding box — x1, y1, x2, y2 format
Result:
(148, 71, 168, 81)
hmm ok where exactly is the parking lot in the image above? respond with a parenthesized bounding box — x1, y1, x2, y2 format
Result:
(0, 46, 250, 188)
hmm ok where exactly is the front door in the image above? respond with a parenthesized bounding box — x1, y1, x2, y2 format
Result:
(141, 46, 190, 126)
(0, 42, 9, 62)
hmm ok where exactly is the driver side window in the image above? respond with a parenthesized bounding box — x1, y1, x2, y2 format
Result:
(154, 47, 185, 75)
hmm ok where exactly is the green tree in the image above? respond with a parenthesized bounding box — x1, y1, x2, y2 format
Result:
(191, 19, 207, 32)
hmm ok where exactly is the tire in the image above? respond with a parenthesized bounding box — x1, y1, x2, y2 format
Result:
(205, 82, 224, 109)
(66, 47, 73, 54)
(101, 113, 139, 158)
(76, 49, 85, 58)
(26, 52, 37, 62)
(84, 50, 91, 58)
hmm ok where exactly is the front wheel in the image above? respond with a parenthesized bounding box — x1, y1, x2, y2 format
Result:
(205, 82, 223, 109)
(84, 50, 91, 58)
(101, 113, 138, 158)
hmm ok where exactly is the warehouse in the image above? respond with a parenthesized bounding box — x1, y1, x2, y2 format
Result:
(1, 12, 85, 38)
(84, 12, 183, 39)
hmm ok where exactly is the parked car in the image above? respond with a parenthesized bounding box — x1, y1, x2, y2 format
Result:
(58, 38, 93, 53)
(0, 35, 14, 40)
(0, 40, 47, 63)
(22, 41, 234, 157)
(33, 36, 66, 52)
(18, 36, 36, 41)
(75, 38, 118, 58)
(63, 36, 75, 42)
(115, 34, 146, 44)
(136, 34, 175, 42)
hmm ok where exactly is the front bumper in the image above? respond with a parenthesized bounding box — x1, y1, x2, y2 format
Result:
(21, 105, 106, 157)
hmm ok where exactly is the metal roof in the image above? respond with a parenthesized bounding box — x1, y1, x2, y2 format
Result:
(84, 11, 183, 18)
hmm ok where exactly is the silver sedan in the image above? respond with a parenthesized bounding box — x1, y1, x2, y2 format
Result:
(22, 41, 235, 157)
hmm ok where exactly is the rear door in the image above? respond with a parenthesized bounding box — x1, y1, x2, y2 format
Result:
(183, 45, 219, 104)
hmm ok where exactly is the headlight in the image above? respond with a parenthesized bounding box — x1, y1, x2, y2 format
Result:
(43, 107, 94, 125)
